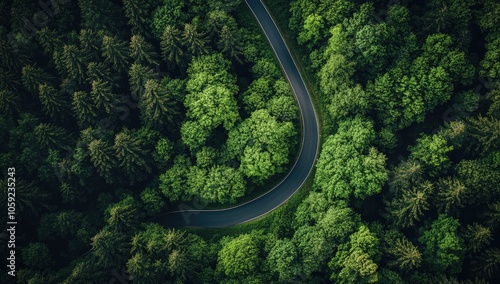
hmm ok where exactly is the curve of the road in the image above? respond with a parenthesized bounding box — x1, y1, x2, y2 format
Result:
(152, 0, 319, 228)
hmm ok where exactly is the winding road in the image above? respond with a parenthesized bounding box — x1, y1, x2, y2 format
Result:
(153, 0, 319, 228)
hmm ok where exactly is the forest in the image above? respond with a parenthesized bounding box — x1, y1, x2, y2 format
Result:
(0, 0, 499, 283)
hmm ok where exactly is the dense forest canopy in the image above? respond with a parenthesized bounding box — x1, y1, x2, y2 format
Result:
(1, 0, 500, 283)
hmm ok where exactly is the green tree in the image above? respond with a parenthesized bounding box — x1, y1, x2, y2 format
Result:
(128, 63, 156, 97)
(314, 117, 387, 201)
(418, 215, 464, 273)
(113, 129, 151, 183)
(329, 225, 380, 283)
(87, 62, 121, 87)
(385, 181, 432, 228)
(462, 223, 492, 253)
(472, 248, 500, 279)
(161, 25, 184, 68)
(188, 165, 246, 204)
(467, 115, 500, 154)
(21, 65, 52, 93)
(227, 109, 296, 183)
(38, 84, 68, 119)
(21, 243, 54, 270)
(217, 234, 260, 278)
(218, 24, 242, 63)
(34, 123, 67, 149)
(90, 79, 120, 114)
(328, 84, 369, 123)
(182, 23, 208, 56)
(89, 139, 115, 184)
(387, 237, 422, 271)
(267, 239, 302, 282)
(72, 91, 99, 126)
(37, 27, 63, 55)
(317, 204, 359, 243)
(122, 0, 151, 36)
(0, 89, 21, 116)
(435, 177, 469, 214)
(101, 35, 130, 72)
(484, 201, 500, 228)
(107, 195, 142, 232)
(130, 34, 159, 67)
(389, 159, 423, 193)
(140, 186, 165, 216)
(409, 134, 454, 176)
(62, 45, 87, 83)
(79, 29, 102, 61)
(293, 226, 331, 275)
(140, 79, 177, 128)
(91, 228, 129, 269)
(159, 155, 192, 201)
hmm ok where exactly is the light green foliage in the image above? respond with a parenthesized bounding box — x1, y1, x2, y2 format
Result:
(298, 13, 324, 45)
(21, 65, 51, 93)
(128, 63, 156, 97)
(318, 53, 355, 97)
(79, 29, 102, 61)
(185, 85, 239, 131)
(38, 83, 68, 120)
(151, 0, 186, 38)
(160, 155, 191, 201)
(127, 224, 208, 283)
(294, 191, 331, 227)
(267, 239, 302, 282)
(293, 226, 330, 275)
(34, 123, 67, 149)
(456, 158, 500, 203)
(217, 234, 260, 278)
(409, 134, 453, 176)
(72, 91, 99, 126)
(467, 115, 500, 155)
(90, 79, 120, 114)
(187, 165, 246, 204)
(153, 137, 173, 170)
(62, 45, 87, 83)
(418, 215, 464, 273)
(182, 23, 208, 56)
(122, 0, 151, 36)
(161, 25, 184, 67)
(328, 84, 369, 123)
(329, 225, 380, 283)
(140, 187, 165, 216)
(317, 203, 359, 243)
(227, 109, 296, 183)
(314, 117, 387, 201)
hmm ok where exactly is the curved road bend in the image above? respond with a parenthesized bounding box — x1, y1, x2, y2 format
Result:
(152, 0, 319, 228)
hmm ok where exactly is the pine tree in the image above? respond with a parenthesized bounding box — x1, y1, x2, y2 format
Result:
(88, 139, 115, 183)
(435, 176, 469, 214)
(141, 79, 177, 128)
(21, 65, 52, 93)
(37, 27, 63, 54)
(218, 24, 242, 63)
(387, 237, 422, 271)
(161, 25, 184, 68)
(472, 248, 500, 279)
(72, 91, 99, 126)
(386, 181, 432, 228)
(91, 228, 128, 269)
(484, 201, 500, 228)
(90, 79, 120, 114)
(389, 159, 423, 193)
(113, 130, 151, 183)
(101, 35, 130, 73)
(79, 29, 102, 61)
(62, 45, 87, 83)
(0, 89, 21, 116)
(182, 23, 208, 56)
(130, 34, 159, 67)
(34, 123, 67, 149)
(467, 115, 500, 154)
(38, 84, 68, 119)
(463, 223, 492, 253)
(122, 0, 151, 36)
(0, 39, 28, 70)
(86, 62, 121, 87)
(128, 63, 155, 97)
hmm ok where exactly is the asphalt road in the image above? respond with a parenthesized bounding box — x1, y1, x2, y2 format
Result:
(152, 0, 319, 228)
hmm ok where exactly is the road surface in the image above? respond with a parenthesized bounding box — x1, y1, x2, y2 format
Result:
(153, 0, 319, 228)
